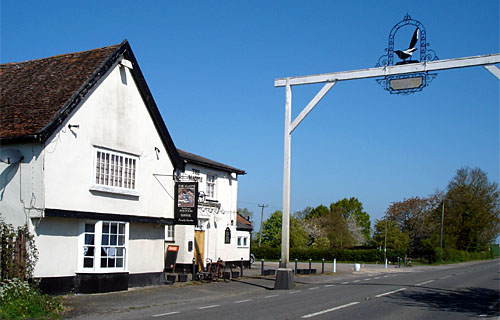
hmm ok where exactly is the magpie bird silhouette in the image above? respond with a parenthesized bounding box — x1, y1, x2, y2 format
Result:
(394, 28, 419, 63)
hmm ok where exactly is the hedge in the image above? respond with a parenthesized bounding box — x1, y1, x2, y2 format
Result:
(252, 246, 494, 264)
(252, 247, 405, 263)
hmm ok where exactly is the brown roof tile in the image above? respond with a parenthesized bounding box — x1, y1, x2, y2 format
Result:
(0, 44, 120, 140)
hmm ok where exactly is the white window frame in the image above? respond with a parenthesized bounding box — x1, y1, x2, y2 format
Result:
(206, 174, 217, 199)
(78, 221, 129, 273)
(90, 147, 139, 197)
(165, 225, 175, 242)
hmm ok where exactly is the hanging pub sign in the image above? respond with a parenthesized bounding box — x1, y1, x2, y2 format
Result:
(375, 14, 438, 94)
(174, 182, 198, 225)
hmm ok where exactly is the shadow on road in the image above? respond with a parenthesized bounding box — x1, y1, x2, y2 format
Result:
(388, 286, 499, 317)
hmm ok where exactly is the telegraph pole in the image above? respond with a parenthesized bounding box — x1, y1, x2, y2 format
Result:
(258, 204, 268, 247)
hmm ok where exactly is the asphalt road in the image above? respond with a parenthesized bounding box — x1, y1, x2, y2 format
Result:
(64, 259, 499, 319)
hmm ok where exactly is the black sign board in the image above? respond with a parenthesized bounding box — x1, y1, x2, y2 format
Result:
(164, 245, 179, 273)
(224, 227, 231, 244)
(174, 182, 198, 225)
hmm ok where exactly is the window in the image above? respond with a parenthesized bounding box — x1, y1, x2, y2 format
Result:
(165, 225, 175, 241)
(237, 236, 242, 246)
(206, 174, 216, 199)
(243, 237, 248, 246)
(237, 236, 248, 247)
(92, 148, 138, 195)
(80, 221, 128, 272)
(192, 169, 200, 175)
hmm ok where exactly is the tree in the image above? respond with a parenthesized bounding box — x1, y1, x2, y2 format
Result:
(260, 210, 308, 249)
(442, 167, 500, 251)
(305, 205, 329, 220)
(330, 198, 371, 242)
(322, 207, 354, 249)
(372, 218, 410, 252)
(385, 196, 437, 254)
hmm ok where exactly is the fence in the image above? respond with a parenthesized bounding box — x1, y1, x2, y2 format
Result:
(0, 226, 28, 281)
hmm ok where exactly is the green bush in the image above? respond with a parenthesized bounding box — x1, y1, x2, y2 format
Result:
(252, 246, 407, 263)
(431, 247, 493, 263)
(0, 279, 63, 320)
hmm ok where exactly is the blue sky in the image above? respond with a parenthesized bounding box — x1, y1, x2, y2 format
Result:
(2, 1, 499, 232)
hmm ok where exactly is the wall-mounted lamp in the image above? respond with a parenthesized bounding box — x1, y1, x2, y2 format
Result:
(154, 147, 160, 160)
(68, 124, 80, 130)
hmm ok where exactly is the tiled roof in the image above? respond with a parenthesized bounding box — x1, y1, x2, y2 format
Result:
(0, 44, 121, 140)
(177, 149, 246, 175)
(236, 213, 253, 231)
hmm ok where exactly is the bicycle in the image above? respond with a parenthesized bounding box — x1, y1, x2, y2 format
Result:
(197, 258, 233, 282)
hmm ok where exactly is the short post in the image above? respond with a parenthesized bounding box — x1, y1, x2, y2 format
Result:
(240, 257, 244, 277)
(398, 257, 401, 268)
(192, 257, 196, 281)
(333, 258, 336, 273)
(279, 258, 282, 268)
(261, 259, 265, 276)
(384, 258, 388, 269)
(309, 258, 312, 273)
(321, 258, 325, 274)
(295, 258, 298, 274)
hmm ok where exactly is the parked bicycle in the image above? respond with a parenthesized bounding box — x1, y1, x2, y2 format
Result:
(196, 258, 233, 282)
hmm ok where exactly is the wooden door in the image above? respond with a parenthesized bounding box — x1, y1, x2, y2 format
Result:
(194, 230, 205, 271)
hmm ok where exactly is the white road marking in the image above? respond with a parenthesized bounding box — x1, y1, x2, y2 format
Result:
(341, 282, 349, 284)
(152, 311, 180, 317)
(353, 280, 360, 283)
(325, 284, 335, 287)
(308, 287, 320, 290)
(289, 290, 301, 294)
(383, 275, 390, 278)
(440, 275, 451, 280)
(234, 299, 251, 304)
(374, 277, 381, 279)
(364, 278, 371, 281)
(415, 280, 434, 286)
(265, 294, 279, 298)
(198, 305, 220, 310)
(301, 302, 360, 318)
(375, 288, 407, 298)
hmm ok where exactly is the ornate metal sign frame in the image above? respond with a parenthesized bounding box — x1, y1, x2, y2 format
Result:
(376, 14, 439, 94)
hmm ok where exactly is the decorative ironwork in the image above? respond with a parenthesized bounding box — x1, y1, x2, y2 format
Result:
(376, 14, 438, 94)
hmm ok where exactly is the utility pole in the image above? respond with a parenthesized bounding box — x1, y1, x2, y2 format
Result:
(258, 204, 268, 247)
(440, 200, 445, 251)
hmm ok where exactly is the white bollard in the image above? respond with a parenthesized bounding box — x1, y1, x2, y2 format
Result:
(354, 263, 360, 272)
(333, 258, 336, 273)
(385, 258, 388, 269)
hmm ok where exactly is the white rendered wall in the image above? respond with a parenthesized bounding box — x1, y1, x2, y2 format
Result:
(0, 143, 44, 228)
(33, 217, 79, 277)
(42, 61, 175, 219)
(128, 222, 165, 274)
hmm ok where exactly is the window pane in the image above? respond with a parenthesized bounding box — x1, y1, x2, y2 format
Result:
(118, 235, 125, 245)
(101, 247, 108, 257)
(108, 258, 115, 268)
(85, 224, 95, 233)
(102, 234, 109, 245)
(117, 248, 124, 257)
(110, 235, 117, 245)
(84, 246, 94, 257)
(119, 224, 125, 234)
(111, 224, 117, 234)
(85, 234, 94, 245)
(102, 223, 109, 233)
(84, 258, 93, 268)
(116, 258, 123, 268)
(101, 258, 107, 268)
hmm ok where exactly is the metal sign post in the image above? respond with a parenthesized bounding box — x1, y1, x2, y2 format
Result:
(275, 53, 500, 290)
